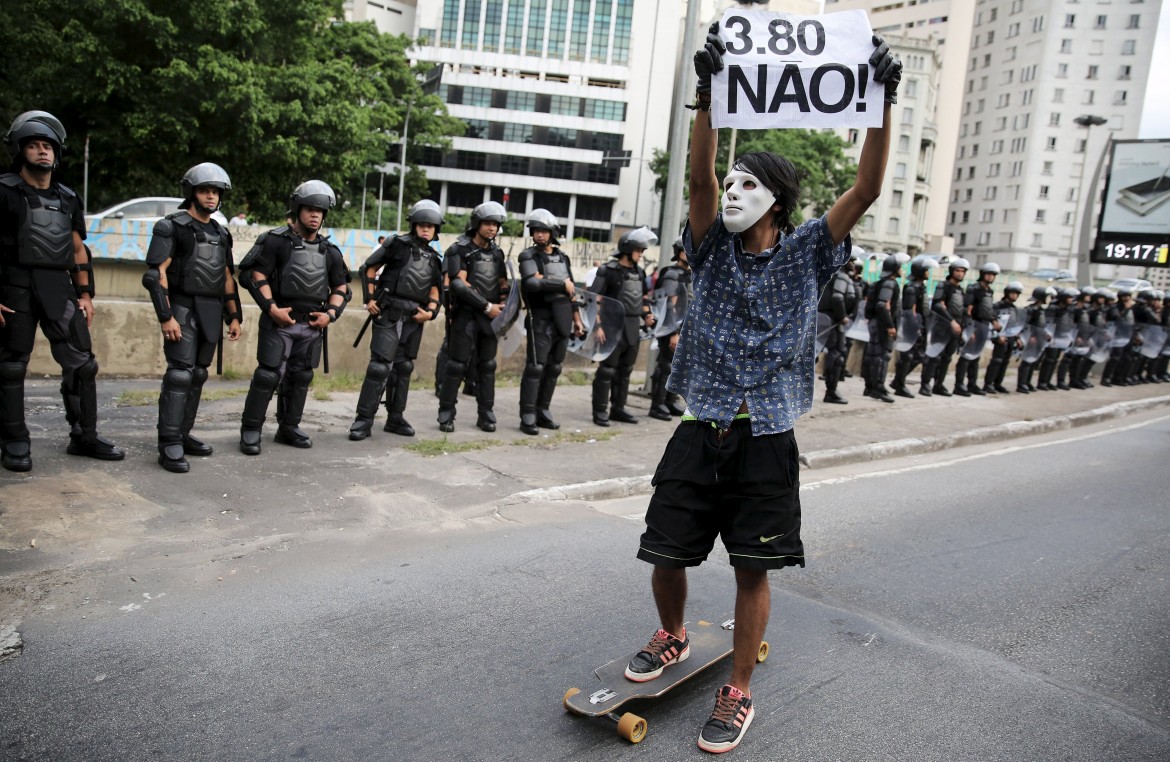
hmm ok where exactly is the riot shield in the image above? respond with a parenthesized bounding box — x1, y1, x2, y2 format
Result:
(652, 278, 690, 338)
(895, 310, 922, 353)
(491, 263, 522, 339)
(1111, 322, 1134, 348)
(815, 312, 835, 356)
(845, 303, 869, 341)
(1068, 323, 1096, 357)
(1049, 320, 1075, 350)
(498, 310, 526, 358)
(925, 313, 954, 359)
(568, 291, 625, 361)
(1020, 324, 1051, 363)
(1089, 325, 1115, 363)
(1138, 325, 1168, 359)
(1002, 310, 1026, 339)
(959, 321, 990, 360)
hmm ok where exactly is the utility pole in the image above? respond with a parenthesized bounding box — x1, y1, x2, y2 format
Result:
(659, 0, 703, 253)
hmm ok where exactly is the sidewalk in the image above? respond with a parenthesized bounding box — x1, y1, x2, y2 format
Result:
(16, 370, 1169, 507)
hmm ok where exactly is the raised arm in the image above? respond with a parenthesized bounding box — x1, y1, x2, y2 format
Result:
(689, 23, 725, 246)
(826, 35, 903, 245)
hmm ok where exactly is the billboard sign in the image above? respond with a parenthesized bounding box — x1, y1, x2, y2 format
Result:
(1092, 138, 1170, 267)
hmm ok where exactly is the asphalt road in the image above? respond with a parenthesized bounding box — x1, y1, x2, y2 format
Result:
(1, 411, 1168, 761)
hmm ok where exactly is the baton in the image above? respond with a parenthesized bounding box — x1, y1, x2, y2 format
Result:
(216, 337, 223, 376)
(353, 312, 374, 348)
(322, 326, 330, 374)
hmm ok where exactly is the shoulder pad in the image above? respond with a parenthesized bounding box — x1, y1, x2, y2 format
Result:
(0, 173, 21, 188)
(454, 234, 471, 246)
(269, 226, 292, 239)
(395, 233, 413, 245)
(55, 182, 78, 201)
(169, 211, 195, 227)
(605, 261, 621, 270)
(151, 218, 175, 237)
(518, 248, 536, 262)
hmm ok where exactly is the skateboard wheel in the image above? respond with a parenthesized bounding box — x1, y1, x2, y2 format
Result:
(563, 687, 581, 713)
(616, 712, 648, 744)
(757, 641, 769, 663)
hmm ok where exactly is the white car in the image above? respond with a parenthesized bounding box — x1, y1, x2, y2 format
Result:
(88, 197, 227, 225)
(1106, 278, 1152, 293)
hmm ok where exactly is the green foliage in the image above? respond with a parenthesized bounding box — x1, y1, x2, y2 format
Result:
(650, 128, 856, 226)
(0, 0, 464, 220)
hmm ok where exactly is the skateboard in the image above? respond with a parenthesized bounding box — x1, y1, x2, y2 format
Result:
(562, 618, 768, 744)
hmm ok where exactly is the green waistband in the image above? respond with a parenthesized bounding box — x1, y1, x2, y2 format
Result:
(680, 413, 751, 427)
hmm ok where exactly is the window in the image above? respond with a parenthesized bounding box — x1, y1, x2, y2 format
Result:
(995, 117, 1007, 131)
(971, 144, 980, 157)
(980, 209, 994, 222)
(984, 186, 998, 200)
(863, 215, 875, 231)
(463, 118, 489, 138)
(1032, 234, 1043, 247)
(988, 162, 1001, 176)
(1060, 38, 1072, 53)
(1057, 63, 1068, 78)
(1035, 209, 1046, 222)
(527, 0, 547, 55)
(965, 188, 973, 201)
(888, 217, 900, 234)
(1021, 90, 1034, 106)
(992, 139, 1004, 153)
(1000, 232, 1014, 248)
(1053, 87, 1064, 103)
(1128, 14, 1141, 28)
(1043, 161, 1053, 175)
(583, 99, 625, 120)
(1091, 40, 1104, 56)
(898, 134, 911, 152)
(1119, 65, 1132, 80)
(462, 86, 493, 107)
(545, 159, 574, 179)
(461, 0, 481, 47)
(847, 129, 860, 144)
(483, 0, 503, 51)
(1063, 211, 1075, 225)
(892, 190, 903, 206)
(547, 0, 569, 57)
(1084, 89, 1095, 105)
(569, 0, 589, 60)
(440, 0, 459, 47)
(1006, 46, 1017, 62)
(905, 79, 918, 98)
(546, 127, 578, 146)
(959, 233, 968, 246)
(455, 151, 487, 171)
(1064, 13, 1076, 27)
(500, 155, 529, 175)
(502, 122, 533, 143)
(612, 0, 632, 64)
(1039, 185, 1049, 199)
(1115, 90, 1128, 105)
(1032, 16, 1045, 33)
(506, 91, 537, 111)
(997, 93, 1011, 108)
(1122, 40, 1136, 55)
(949, 211, 957, 225)
(1046, 136, 1057, 151)
(901, 107, 915, 124)
(1067, 187, 1077, 201)
(591, 0, 613, 63)
(1095, 14, 1107, 29)
(550, 95, 580, 116)
(895, 162, 907, 178)
(1008, 22, 1020, 37)
(978, 231, 991, 246)
(1087, 65, 1098, 79)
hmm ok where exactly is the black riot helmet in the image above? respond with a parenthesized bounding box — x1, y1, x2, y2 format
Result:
(180, 162, 231, 212)
(881, 256, 902, 276)
(526, 208, 560, 244)
(1058, 287, 1079, 302)
(617, 226, 659, 258)
(288, 180, 336, 218)
(909, 256, 938, 280)
(468, 201, 507, 235)
(408, 199, 444, 228)
(5, 110, 67, 170)
(1030, 286, 1050, 303)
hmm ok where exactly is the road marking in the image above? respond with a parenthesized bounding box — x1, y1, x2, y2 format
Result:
(803, 413, 1170, 491)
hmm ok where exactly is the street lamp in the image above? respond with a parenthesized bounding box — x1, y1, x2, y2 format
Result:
(1071, 114, 1107, 285)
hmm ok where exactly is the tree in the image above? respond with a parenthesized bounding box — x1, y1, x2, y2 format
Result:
(0, 0, 464, 221)
(649, 127, 856, 228)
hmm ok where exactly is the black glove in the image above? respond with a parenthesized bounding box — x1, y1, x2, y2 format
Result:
(693, 21, 725, 95)
(869, 34, 903, 105)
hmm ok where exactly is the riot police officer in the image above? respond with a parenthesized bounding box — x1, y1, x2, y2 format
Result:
(890, 256, 936, 398)
(921, 257, 968, 396)
(1155, 291, 1170, 382)
(982, 280, 1023, 394)
(1130, 289, 1161, 384)
(142, 163, 242, 473)
(439, 201, 510, 433)
(1035, 287, 1076, 390)
(237, 180, 350, 454)
(1101, 288, 1135, 386)
(0, 110, 123, 472)
(591, 227, 656, 426)
(648, 239, 692, 420)
(517, 209, 584, 434)
(349, 199, 444, 440)
(954, 262, 1000, 396)
(1016, 286, 1054, 393)
(1072, 287, 1107, 389)
(1059, 286, 1094, 389)
(862, 256, 902, 403)
(818, 259, 857, 404)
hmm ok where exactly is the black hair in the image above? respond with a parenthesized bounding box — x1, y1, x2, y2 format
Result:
(730, 151, 801, 237)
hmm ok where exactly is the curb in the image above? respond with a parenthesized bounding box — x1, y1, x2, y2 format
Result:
(508, 395, 1170, 504)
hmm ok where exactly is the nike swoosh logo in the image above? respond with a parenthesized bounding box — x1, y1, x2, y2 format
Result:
(759, 533, 786, 543)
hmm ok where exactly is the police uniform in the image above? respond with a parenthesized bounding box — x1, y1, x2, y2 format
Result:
(817, 264, 856, 403)
(648, 262, 692, 419)
(955, 279, 996, 395)
(350, 233, 442, 439)
(237, 225, 349, 453)
(591, 257, 651, 425)
(862, 264, 900, 402)
(0, 170, 122, 470)
(518, 242, 579, 433)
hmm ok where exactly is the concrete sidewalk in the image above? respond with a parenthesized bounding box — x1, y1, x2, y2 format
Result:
(12, 369, 1170, 507)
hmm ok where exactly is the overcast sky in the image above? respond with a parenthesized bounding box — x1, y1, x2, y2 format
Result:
(1139, 1, 1170, 138)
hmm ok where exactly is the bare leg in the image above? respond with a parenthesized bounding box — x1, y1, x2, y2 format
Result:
(651, 565, 687, 636)
(728, 568, 770, 695)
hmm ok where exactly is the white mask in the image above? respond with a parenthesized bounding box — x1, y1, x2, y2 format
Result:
(721, 169, 776, 233)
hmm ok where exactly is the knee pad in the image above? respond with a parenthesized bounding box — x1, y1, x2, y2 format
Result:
(366, 360, 392, 382)
(446, 360, 468, 381)
(393, 359, 415, 378)
(252, 367, 281, 394)
(163, 367, 193, 388)
(287, 368, 314, 388)
(595, 365, 617, 383)
(75, 356, 99, 381)
(479, 358, 497, 374)
(191, 366, 208, 386)
(524, 361, 545, 379)
(0, 361, 25, 382)
(546, 362, 562, 378)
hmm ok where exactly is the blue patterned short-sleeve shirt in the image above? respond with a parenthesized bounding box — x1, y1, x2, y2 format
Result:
(669, 213, 851, 436)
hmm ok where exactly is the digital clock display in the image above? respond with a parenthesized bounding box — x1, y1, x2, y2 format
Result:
(1093, 240, 1170, 266)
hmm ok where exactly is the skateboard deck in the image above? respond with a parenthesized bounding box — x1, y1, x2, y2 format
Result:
(562, 618, 768, 744)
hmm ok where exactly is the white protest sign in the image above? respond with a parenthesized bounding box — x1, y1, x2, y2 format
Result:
(710, 9, 883, 130)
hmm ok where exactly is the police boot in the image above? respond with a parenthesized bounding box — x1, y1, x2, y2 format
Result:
(1036, 355, 1056, 391)
(609, 366, 639, 424)
(648, 366, 672, 421)
(592, 367, 614, 426)
(476, 409, 497, 433)
(66, 363, 125, 461)
(1016, 363, 1034, 393)
(983, 358, 1003, 393)
(476, 359, 497, 431)
(274, 370, 313, 448)
(519, 367, 542, 435)
(158, 367, 191, 473)
(437, 408, 456, 433)
(240, 367, 278, 455)
(535, 372, 561, 430)
(931, 359, 952, 396)
(351, 361, 391, 441)
(918, 359, 934, 397)
(1056, 358, 1072, 390)
(383, 367, 415, 436)
(891, 361, 915, 398)
(952, 359, 971, 396)
(180, 367, 213, 456)
(967, 361, 985, 395)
